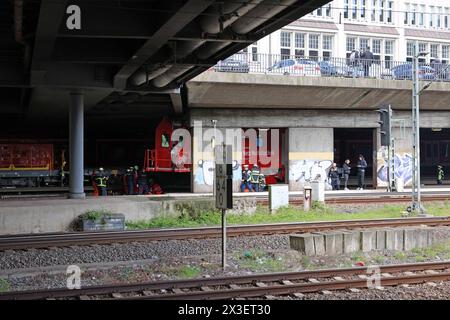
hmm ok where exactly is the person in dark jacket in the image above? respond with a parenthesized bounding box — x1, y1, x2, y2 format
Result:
(360, 46, 374, 77)
(356, 155, 367, 190)
(137, 169, 150, 195)
(343, 159, 351, 190)
(328, 163, 340, 190)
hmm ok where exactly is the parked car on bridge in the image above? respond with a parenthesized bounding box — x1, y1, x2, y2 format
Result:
(318, 60, 364, 78)
(267, 58, 321, 76)
(213, 58, 249, 73)
(391, 63, 436, 80)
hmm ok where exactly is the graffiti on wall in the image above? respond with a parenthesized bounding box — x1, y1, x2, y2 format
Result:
(289, 160, 333, 188)
(194, 160, 242, 186)
(376, 146, 413, 185)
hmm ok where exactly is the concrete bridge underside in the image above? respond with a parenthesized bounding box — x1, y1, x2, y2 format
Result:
(188, 72, 450, 110)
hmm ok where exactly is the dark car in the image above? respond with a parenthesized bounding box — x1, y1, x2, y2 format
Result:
(391, 63, 435, 80)
(213, 58, 249, 73)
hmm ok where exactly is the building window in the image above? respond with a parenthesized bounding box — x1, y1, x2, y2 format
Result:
(430, 44, 439, 61)
(309, 34, 319, 50)
(419, 42, 427, 63)
(438, 7, 442, 28)
(411, 4, 417, 25)
(344, 0, 349, 19)
(326, 4, 332, 17)
(294, 33, 305, 58)
(323, 35, 333, 51)
(251, 46, 258, 62)
(316, 6, 322, 16)
(387, 1, 393, 23)
(419, 5, 425, 26)
(352, 0, 358, 19)
(371, 0, 376, 21)
(379, 0, 384, 22)
(280, 48, 290, 60)
(430, 6, 434, 27)
(406, 41, 414, 62)
(360, 38, 369, 51)
(419, 42, 427, 53)
(445, 8, 449, 29)
(295, 33, 305, 49)
(442, 45, 449, 63)
(360, 0, 366, 18)
(385, 40, 394, 69)
(347, 37, 356, 52)
(404, 3, 409, 25)
(280, 31, 291, 47)
(372, 39, 381, 54)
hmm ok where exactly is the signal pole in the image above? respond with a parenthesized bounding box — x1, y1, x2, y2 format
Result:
(410, 41, 426, 215)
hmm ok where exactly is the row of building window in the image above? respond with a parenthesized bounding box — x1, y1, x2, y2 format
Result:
(404, 4, 450, 29)
(280, 31, 333, 59)
(310, 1, 450, 30)
(344, 0, 394, 23)
(406, 41, 450, 63)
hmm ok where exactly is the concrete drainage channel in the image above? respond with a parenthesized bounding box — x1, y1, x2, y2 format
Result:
(290, 227, 437, 256)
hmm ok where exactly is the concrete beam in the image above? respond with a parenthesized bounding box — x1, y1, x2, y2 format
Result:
(170, 89, 183, 114)
(113, 0, 214, 90)
(187, 72, 450, 111)
(31, 0, 68, 85)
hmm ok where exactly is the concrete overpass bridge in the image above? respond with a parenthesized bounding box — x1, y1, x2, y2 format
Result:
(186, 70, 450, 192)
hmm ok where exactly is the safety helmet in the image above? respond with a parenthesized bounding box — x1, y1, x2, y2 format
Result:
(134, 165, 139, 170)
(243, 164, 249, 168)
(99, 167, 104, 171)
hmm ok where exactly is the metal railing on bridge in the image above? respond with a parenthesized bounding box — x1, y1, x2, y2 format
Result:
(209, 52, 450, 82)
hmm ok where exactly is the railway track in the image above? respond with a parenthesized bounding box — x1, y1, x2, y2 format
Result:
(1, 261, 449, 300)
(258, 194, 450, 205)
(0, 216, 449, 251)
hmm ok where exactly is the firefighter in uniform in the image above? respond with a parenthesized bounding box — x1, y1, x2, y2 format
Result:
(95, 168, 109, 196)
(250, 164, 261, 192)
(437, 165, 444, 185)
(125, 167, 134, 195)
(258, 172, 266, 191)
(240, 164, 253, 192)
(137, 169, 150, 195)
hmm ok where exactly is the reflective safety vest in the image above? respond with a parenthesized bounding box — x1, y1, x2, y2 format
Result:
(438, 169, 444, 180)
(96, 176, 108, 187)
(258, 173, 266, 186)
(250, 169, 260, 183)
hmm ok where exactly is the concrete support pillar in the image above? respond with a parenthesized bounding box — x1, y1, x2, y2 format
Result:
(69, 92, 85, 199)
(375, 126, 413, 188)
(287, 128, 333, 191)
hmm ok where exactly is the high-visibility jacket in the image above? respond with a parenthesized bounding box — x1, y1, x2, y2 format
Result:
(438, 168, 444, 180)
(95, 176, 108, 187)
(250, 169, 260, 183)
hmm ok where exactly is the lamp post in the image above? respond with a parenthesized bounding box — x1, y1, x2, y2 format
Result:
(410, 41, 428, 215)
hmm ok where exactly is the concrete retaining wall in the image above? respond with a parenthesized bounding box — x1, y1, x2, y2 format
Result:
(0, 196, 257, 235)
(290, 226, 436, 256)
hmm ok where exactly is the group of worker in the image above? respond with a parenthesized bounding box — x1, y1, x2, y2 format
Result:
(240, 164, 266, 192)
(328, 155, 367, 191)
(92, 166, 162, 196)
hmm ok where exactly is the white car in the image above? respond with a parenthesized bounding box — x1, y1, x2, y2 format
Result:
(267, 58, 321, 77)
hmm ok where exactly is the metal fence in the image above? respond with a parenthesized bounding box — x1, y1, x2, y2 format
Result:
(210, 52, 450, 82)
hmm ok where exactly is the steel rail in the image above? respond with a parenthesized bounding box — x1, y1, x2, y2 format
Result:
(0, 216, 449, 251)
(1, 261, 449, 300)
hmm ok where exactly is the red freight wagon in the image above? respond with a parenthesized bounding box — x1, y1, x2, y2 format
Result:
(0, 144, 53, 171)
